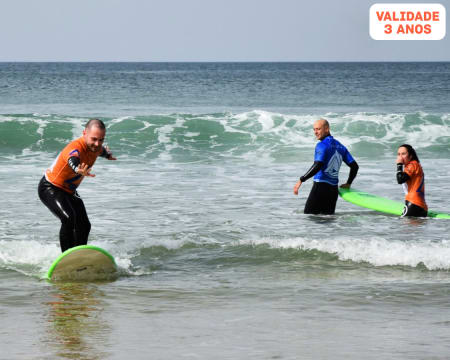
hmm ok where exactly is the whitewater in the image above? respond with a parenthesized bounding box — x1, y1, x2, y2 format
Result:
(1, 62, 449, 359)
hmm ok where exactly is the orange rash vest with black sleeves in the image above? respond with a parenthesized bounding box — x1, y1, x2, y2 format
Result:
(45, 137, 102, 194)
(403, 160, 428, 211)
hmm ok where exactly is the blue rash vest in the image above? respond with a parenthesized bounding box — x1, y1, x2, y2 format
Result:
(313, 135, 355, 186)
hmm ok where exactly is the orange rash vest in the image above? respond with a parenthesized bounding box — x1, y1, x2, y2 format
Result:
(45, 137, 101, 194)
(403, 160, 428, 211)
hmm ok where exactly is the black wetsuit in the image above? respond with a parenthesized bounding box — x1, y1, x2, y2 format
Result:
(38, 146, 111, 252)
(38, 177, 91, 252)
(301, 160, 359, 215)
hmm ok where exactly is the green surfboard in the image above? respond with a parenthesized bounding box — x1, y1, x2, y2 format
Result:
(338, 188, 450, 219)
(47, 245, 117, 281)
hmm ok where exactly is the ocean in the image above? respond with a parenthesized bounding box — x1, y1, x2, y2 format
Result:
(1, 62, 449, 359)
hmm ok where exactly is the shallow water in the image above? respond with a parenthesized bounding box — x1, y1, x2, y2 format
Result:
(1, 62, 450, 359)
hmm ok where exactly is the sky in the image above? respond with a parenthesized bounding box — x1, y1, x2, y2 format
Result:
(1, 0, 449, 62)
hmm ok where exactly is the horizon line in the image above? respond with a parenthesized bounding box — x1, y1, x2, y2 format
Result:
(1, 60, 450, 63)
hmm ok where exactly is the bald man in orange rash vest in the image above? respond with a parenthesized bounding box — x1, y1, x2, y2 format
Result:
(38, 119, 116, 252)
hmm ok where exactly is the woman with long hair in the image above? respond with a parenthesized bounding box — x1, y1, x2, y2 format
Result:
(396, 144, 427, 217)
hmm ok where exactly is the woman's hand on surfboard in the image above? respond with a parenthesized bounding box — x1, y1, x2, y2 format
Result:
(77, 163, 95, 177)
(340, 183, 351, 189)
(293, 180, 302, 195)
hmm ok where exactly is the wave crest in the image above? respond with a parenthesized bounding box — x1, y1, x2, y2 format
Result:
(1, 111, 448, 162)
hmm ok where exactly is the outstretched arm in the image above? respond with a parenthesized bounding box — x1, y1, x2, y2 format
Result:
(293, 161, 323, 195)
(100, 146, 117, 160)
(68, 156, 95, 177)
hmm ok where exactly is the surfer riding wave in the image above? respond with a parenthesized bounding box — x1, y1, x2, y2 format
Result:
(38, 119, 116, 252)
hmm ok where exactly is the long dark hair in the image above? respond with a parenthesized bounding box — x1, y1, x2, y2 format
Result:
(399, 144, 420, 163)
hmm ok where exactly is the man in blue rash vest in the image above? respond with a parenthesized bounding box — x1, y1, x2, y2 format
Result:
(293, 118, 359, 214)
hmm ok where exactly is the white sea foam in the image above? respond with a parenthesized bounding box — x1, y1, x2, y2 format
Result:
(68, 117, 88, 139)
(141, 120, 154, 130)
(0, 240, 60, 277)
(0, 238, 140, 278)
(164, 117, 186, 157)
(1, 110, 448, 171)
(219, 118, 251, 136)
(108, 116, 134, 127)
(238, 111, 448, 156)
(241, 236, 450, 271)
(231, 110, 317, 146)
(0, 115, 15, 122)
(185, 132, 200, 138)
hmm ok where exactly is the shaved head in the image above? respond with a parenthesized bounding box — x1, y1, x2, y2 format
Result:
(314, 118, 329, 130)
(313, 118, 331, 140)
(83, 119, 106, 152)
(85, 118, 106, 131)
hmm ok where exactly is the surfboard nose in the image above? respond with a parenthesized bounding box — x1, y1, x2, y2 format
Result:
(47, 245, 117, 282)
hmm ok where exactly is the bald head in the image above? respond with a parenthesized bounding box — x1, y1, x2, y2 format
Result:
(314, 118, 329, 129)
(83, 118, 106, 153)
(313, 118, 330, 140)
(85, 118, 106, 131)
